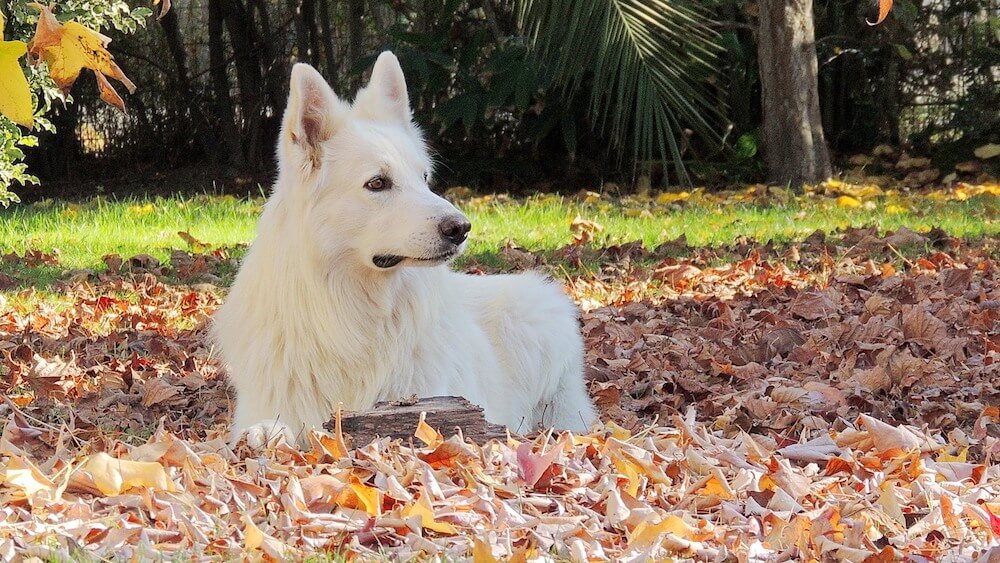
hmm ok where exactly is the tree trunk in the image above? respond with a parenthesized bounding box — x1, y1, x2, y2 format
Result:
(220, 0, 267, 167)
(317, 0, 338, 81)
(208, 0, 244, 168)
(757, 0, 831, 186)
(347, 0, 364, 88)
(160, 8, 218, 161)
(286, 0, 311, 61)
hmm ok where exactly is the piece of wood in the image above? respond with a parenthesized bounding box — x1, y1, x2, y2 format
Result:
(324, 396, 508, 446)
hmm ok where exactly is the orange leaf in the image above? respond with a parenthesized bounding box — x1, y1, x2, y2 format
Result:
(983, 503, 1000, 537)
(94, 70, 125, 112)
(867, 0, 893, 25)
(419, 440, 473, 469)
(153, 0, 172, 19)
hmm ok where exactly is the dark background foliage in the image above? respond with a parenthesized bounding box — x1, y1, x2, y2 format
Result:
(19, 0, 1000, 195)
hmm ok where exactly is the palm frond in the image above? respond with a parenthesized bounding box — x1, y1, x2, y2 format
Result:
(518, 0, 722, 182)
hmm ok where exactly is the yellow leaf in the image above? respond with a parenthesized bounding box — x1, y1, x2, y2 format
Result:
(402, 494, 458, 535)
(877, 482, 906, 528)
(27, 4, 135, 109)
(0, 35, 33, 127)
(604, 420, 631, 441)
(82, 452, 174, 496)
(472, 537, 499, 563)
(630, 514, 697, 549)
(937, 447, 968, 463)
(698, 474, 734, 499)
(3, 454, 55, 499)
(613, 457, 642, 497)
(242, 515, 292, 559)
(885, 204, 906, 214)
(415, 413, 444, 447)
(836, 195, 862, 208)
(656, 191, 690, 204)
(243, 515, 264, 550)
(349, 481, 382, 516)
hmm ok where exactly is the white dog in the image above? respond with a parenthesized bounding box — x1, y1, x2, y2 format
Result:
(212, 52, 597, 447)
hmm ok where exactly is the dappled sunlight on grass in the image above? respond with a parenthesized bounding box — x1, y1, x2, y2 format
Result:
(1, 186, 997, 283)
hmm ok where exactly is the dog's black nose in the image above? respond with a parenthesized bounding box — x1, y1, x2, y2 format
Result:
(438, 216, 471, 245)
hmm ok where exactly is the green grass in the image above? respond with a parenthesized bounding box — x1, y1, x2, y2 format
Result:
(1, 191, 998, 288)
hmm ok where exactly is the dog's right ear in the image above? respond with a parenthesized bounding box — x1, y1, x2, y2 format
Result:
(281, 63, 348, 169)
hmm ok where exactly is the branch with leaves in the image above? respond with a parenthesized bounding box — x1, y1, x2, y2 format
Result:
(0, 0, 166, 199)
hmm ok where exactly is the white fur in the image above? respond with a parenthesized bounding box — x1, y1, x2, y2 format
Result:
(212, 53, 597, 447)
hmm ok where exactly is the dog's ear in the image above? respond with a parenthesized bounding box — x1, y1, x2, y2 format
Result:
(353, 51, 411, 124)
(281, 63, 347, 168)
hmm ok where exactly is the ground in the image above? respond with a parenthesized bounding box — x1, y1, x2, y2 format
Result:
(0, 182, 999, 560)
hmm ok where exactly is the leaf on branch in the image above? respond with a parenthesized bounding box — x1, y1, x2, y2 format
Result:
(94, 70, 126, 112)
(867, 0, 893, 26)
(27, 3, 136, 111)
(153, 0, 172, 20)
(0, 18, 34, 127)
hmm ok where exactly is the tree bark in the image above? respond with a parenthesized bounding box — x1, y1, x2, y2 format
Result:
(757, 0, 832, 186)
(208, 0, 244, 168)
(220, 0, 268, 167)
(317, 0, 338, 81)
(347, 0, 364, 88)
(326, 396, 508, 446)
(160, 8, 218, 161)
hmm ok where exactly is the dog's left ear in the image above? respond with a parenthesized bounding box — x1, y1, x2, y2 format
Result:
(354, 51, 411, 124)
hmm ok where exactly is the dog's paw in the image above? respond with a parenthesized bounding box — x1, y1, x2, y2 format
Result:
(234, 420, 297, 449)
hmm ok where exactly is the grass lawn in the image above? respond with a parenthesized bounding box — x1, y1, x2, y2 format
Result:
(1, 187, 998, 287)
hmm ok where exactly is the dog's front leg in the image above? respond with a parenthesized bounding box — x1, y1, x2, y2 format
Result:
(231, 419, 298, 449)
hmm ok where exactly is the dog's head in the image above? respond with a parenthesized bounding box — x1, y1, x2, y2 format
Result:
(277, 52, 470, 271)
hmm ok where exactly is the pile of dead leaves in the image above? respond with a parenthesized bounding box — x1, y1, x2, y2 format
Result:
(577, 229, 1000, 446)
(2, 224, 1000, 559)
(1, 400, 998, 560)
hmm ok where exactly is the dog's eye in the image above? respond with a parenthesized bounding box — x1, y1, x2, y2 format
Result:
(364, 176, 391, 191)
(424, 171, 430, 182)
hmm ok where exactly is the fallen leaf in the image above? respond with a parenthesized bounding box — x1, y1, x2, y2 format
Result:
(3, 454, 56, 500)
(472, 537, 499, 563)
(415, 413, 444, 447)
(974, 143, 1000, 160)
(80, 452, 174, 495)
(836, 195, 862, 208)
(517, 438, 565, 487)
(141, 378, 182, 407)
(403, 493, 458, 535)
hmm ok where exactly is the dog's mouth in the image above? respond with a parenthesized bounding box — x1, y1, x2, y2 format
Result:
(372, 250, 458, 269)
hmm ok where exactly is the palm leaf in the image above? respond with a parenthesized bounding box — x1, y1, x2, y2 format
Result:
(518, 0, 722, 182)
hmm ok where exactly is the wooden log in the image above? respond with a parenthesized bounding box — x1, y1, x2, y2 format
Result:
(324, 396, 508, 446)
